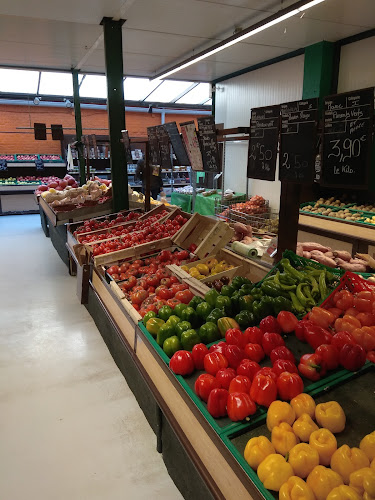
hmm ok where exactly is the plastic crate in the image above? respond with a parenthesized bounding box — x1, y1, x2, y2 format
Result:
(318, 271, 375, 310)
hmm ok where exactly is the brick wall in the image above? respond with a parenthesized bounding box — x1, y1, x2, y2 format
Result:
(0, 104, 204, 154)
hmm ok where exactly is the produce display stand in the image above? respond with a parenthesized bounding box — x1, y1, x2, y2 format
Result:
(0, 184, 40, 215)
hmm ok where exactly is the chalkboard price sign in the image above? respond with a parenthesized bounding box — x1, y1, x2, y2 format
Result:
(164, 122, 190, 166)
(197, 116, 220, 172)
(247, 105, 280, 181)
(121, 130, 132, 164)
(147, 126, 161, 166)
(180, 121, 204, 171)
(322, 87, 374, 188)
(155, 125, 172, 169)
(279, 98, 319, 183)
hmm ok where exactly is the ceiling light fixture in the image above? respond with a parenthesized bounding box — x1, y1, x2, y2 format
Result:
(64, 98, 73, 108)
(33, 96, 41, 105)
(152, 0, 326, 80)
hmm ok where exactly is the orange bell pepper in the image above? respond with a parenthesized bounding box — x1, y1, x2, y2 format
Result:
(290, 393, 316, 419)
(333, 290, 354, 310)
(360, 431, 375, 461)
(288, 443, 320, 478)
(292, 413, 319, 442)
(335, 315, 362, 334)
(309, 428, 337, 466)
(349, 467, 375, 497)
(331, 445, 370, 484)
(257, 454, 294, 491)
(315, 401, 346, 433)
(309, 307, 335, 329)
(351, 327, 375, 352)
(279, 476, 315, 500)
(244, 436, 275, 470)
(354, 291, 373, 313)
(307, 465, 343, 500)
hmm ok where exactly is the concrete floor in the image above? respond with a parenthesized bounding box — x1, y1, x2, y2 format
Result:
(0, 214, 183, 500)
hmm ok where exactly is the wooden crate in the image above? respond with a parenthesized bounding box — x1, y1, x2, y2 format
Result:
(180, 248, 245, 283)
(173, 213, 234, 259)
(39, 196, 113, 227)
(109, 281, 142, 323)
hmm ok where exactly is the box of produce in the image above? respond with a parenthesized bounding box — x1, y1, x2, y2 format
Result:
(15, 154, 39, 162)
(297, 242, 371, 273)
(173, 212, 234, 259)
(39, 154, 63, 162)
(0, 154, 15, 161)
(220, 365, 374, 500)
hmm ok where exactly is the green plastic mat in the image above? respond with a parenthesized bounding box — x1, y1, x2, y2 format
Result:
(220, 364, 374, 500)
(170, 192, 192, 213)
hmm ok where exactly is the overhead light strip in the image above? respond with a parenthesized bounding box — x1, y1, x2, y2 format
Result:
(152, 0, 325, 80)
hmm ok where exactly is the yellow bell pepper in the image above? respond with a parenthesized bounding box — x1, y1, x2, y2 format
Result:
(293, 413, 319, 442)
(364, 493, 375, 500)
(315, 401, 346, 433)
(331, 445, 370, 484)
(326, 485, 361, 500)
(360, 432, 375, 461)
(244, 436, 275, 470)
(267, 401, 296, 431)
(349, 467, 375, 497)
(271, 422, 300, 456)
(257, 454, 294, 491)
(371, 458, 375, 470)
(291, 393, 316, 419)
(309, 428, 338, 466)
(279, 476, 315, 500)
(288, 443, 320, 478)
(306, 465, 344, 500)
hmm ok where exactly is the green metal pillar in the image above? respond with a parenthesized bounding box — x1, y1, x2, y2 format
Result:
(72, 69, 86, 185)
(302, 41, 337, 105)
(101, 17, 128, 211)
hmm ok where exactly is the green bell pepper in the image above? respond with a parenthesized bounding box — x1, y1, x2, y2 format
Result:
(259, 296, 274, 317)
(198, 322, 220, 344)
(230, 291, 242, 314)
(239, 284, 254, 296)
(235, 310, 256, 329)
(146, 317, 165, 336)
(156, 323, 175, 346)
(220, 284, 237, 297)
(181, 329, 201, 351)
(143, 310, 156, 325)
(158, 305, 173, 321)
(231, 276, 251, 289)
(189, 296, 204, 310)
(174, 303, 188, 318)
(166, 315, 181, 328)
(205, 288, 219, 307)
(215, 295, 232, 315)
(180, 306, 199, 327)
(272, 296, 293, 315)
(175, 321, 192, 339)
(206, 308, 225, 324)
(239, 294, 254, 312)
(163, 336, 181, 358)
(196, 301, 213, 321)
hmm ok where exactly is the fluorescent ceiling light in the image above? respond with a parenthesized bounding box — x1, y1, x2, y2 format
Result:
(153, 0, 326, 80)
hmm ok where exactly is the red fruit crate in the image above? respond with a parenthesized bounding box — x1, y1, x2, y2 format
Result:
(319, 271, 374, 309)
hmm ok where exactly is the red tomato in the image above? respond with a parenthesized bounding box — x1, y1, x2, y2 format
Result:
(272, 359, 298, 377)
(194, 374, 221, 402)
(171, 283, 189, 294)
(269, 346, 296, 364)
(204, 352, 228, 375)
(121, 276, 137, 291)
(159, 250, 173, 262)
(166, 298, 181, 309)
(277, 372, 304, 401)
(244, 343, 265, 363)
(111, 273, 120, 281)
(191, 343, 209, 370)
(260, 316, 282, 334)
(225, 328, 244, 347)
(175, 250, 189, 260)
(130, 289, 148, 305)
(189, 243, 198, 253)
(225, 345, 246, 369)
(148, 286, 155, 294)
(315, 344, 340, 370)
(158, 288, 174, 300)
(160, 277, 171, 287)
(243, 327, 264, 345)
(169, 276, 179, 284)
(228, 375, 252, 394)
(262, 332, 285, 356)
(119, 263, 129, 273)
(156, 269, 169, 280)
(175, 289, 194, 304)
(227, 393, 256, 421)
(107, 265, 120, 275)
(236, 359, 260, 381)
(215, 368, 237, 390)
(169, 350, 195, 376)
(146, 275, 159, 288)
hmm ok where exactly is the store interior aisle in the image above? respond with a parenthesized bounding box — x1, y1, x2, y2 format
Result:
(0, 215, 183, 500)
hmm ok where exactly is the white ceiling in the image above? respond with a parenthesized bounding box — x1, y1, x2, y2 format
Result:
(0, 0, 373, 82)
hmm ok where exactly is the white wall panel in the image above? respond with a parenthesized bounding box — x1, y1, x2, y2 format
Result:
(338, 37, 375, 93)
(215, 55, 305, 210)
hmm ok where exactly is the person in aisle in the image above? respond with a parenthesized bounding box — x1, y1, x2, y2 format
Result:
(135, 158, 163, 200)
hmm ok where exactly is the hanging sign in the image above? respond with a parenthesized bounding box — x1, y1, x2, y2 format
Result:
(322, 87, 374, 188)
(279, 98, 319, 183)
(180, 121, 204, 171)
(164, 121, 190, 166)
(155, 125, 172, 169)
(197, 116, 220, 172)
(247, 105, 280, 181)
(147, 126, 161, 166)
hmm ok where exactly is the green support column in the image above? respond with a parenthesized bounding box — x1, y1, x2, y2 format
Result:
(101, 17, 128, 211)
(72, 70, 86, 185)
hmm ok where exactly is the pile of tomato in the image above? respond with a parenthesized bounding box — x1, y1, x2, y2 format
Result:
(90, 215, 188, 256)
(75, 210, 141, 234)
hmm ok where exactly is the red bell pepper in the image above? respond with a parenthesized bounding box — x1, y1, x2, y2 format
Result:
(326, 307, 343, 320)
(191, 343, 209, 370)
(225, 328, 244, 348)
(207, 388, 228, 418)
(295, 319, 314, 342)
(215, 367, 236, 390)
(351, 326, 375, 352)
(331, 330, 357, 351)
(257, 366, 278, 382)
(243, 326, 263, 346)
(334, 315, 362, 334)
(308, 307, 335, 329)
(236, 359, 261, 381)
(272, 359, 298, 377)
(228, 375, 252, 394)
(169, 350, 195, 376)
(298, 353, 327, 381)
(208, 341, 227, 355)
(339, 343, 366, 371)
(204, 351, 228, 375)
(277, 372, 304, 401)
(353, 291, 373, 312)
(262, 332, 285, 356)
(259, 315, 282, 334)
(356, 313, 375, 327)
(315, 344, 339, 370)
(269, 346, 296, 364)
(227, 392, 256, 421)
(249, 374, 277, 407)
(224, 344, 246, 369)
(277, 311, 299, 333)
(333, 289, 354, 310)
(367, 350, 375, 363)
(244, 343, 265, 363)
(194, 374, 221, 402)
(303, 324, 332, 350)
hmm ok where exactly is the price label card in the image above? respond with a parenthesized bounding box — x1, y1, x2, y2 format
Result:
(155, 125, 172, 169)
(180, 121, 204, 171)
(247, 105, 280, 181)
(147, 126, 161, 166)
(322, 87, 374, 188)
(197, 116, 220, 172)
(164, 122, 190, 166)
(279, 98, 319, 183)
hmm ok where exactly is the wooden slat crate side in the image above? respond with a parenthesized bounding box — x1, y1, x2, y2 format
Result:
(195, 222, 234, 259)
(172, 213, 202, 248)
(67, 208, 143, 235)
(109, 280, 126, 300)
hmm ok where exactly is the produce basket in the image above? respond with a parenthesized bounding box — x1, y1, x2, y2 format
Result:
(220, 364, 374, 500)
(318, 271, 374, 309)
(15, 154, 39, 162)
(217, 203, 279, 235)
(39, 154, 63, 162)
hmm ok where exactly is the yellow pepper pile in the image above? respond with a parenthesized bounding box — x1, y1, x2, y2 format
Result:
(242, 394, 375, 498)
(182, 258, 235, 280)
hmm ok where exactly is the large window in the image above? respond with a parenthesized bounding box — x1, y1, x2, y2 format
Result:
(0, 69, 39, 94)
